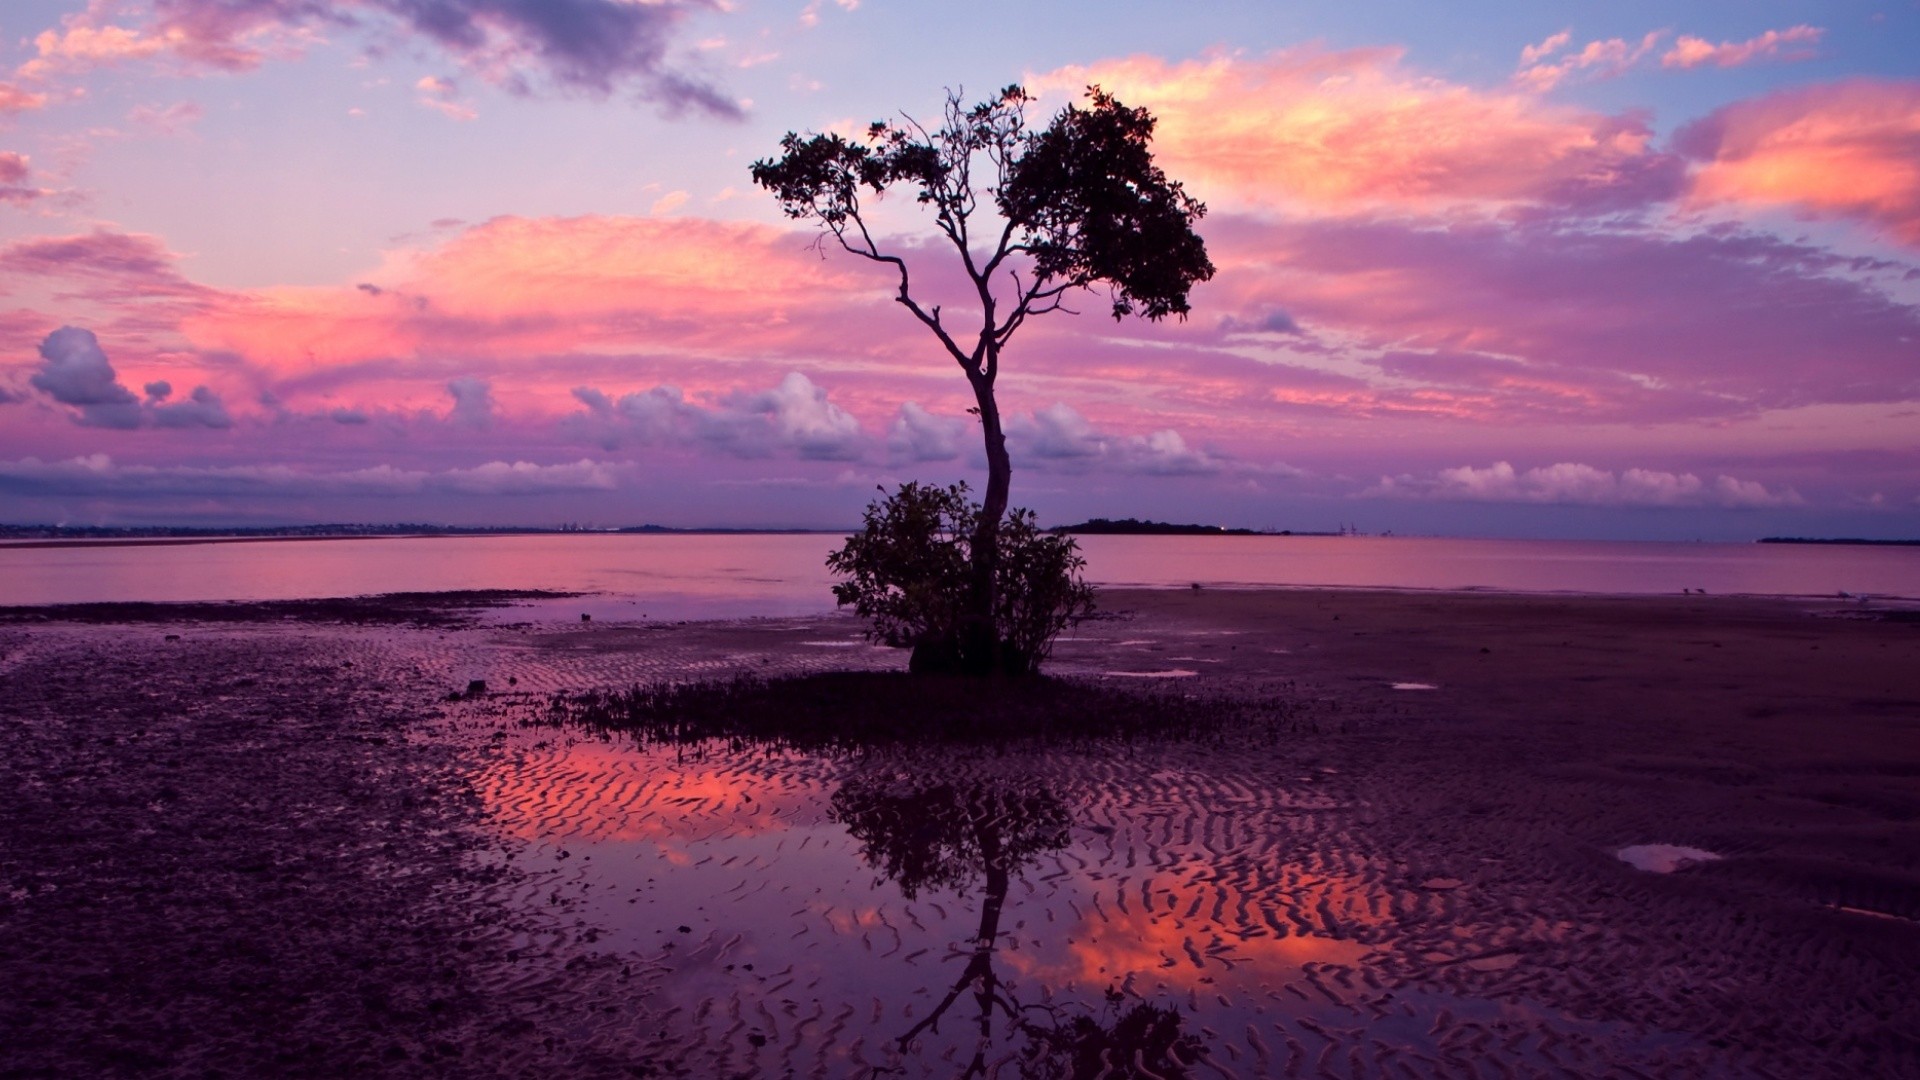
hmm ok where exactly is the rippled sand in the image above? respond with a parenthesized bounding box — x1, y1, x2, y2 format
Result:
(4, 588, 1918, 1077)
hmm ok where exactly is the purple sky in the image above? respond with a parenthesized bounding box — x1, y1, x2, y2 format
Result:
(1, 1, 1916, 538)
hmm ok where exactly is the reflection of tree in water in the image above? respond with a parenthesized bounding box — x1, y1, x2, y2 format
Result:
(830, 774, 1203, 1078)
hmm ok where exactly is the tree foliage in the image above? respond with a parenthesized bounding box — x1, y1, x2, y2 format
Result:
(827, 482, 1094, 676)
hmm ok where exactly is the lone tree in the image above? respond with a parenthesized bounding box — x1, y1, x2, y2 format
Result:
(752, 84, 1213, 673)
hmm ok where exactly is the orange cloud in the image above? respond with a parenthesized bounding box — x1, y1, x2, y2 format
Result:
(1662, 25, 1823, 70)
(1027, 49, 1677, 212)
(1679, 79, 1920, 245)
(183, 215, 888, 377)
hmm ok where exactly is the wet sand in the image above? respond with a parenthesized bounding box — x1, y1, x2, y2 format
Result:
(2, 588, 1916, 1077)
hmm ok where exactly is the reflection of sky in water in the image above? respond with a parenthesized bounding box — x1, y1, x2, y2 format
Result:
(475, 736, 1695, 1074)
(8, 532, 1920, 608)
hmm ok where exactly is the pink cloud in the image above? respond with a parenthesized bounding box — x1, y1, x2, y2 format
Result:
(1513, 31, 1664, 93)
(1208, 213, 1920, 416)
(0, 152, 39, 204)
(0, 82, 49, 114)
(181, 215, 893, 386)
(1027, 49, 1683, 213)
(127, 101, 205, 135)
(1677, 79, 1920, 246)
(1663, 25, 1823, 70)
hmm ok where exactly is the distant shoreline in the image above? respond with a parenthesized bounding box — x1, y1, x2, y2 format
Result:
(0, 526, 846, 549)
(1757, 537, 1920, 547)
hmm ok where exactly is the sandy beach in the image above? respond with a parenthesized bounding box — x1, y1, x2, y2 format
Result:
(2, 587, 1916, 1078)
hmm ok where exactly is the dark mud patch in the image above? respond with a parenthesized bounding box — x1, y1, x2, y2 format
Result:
(0, 627, 650, 1078)
(0, 589, 578, 628)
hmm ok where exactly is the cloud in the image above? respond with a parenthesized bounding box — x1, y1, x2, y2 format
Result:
(0, 83, 49, 114)
(0, 229, 207, 300)
(24, 326, 232, 430)
(1678, 79, 1920, 246)
(886, 401, 968, 462)
(1366, 460, 1802, 508)
(0, 454, 623, 498)
(713, 372, 865, 460)
(127, 101, 205, 134)
(81, 0, 743, 115)
(1519, 30, 1572, 66)
(1006, 404, 1233, 476)
(446, 377, 494, 427)
(29, 326, 142, 428)
(567, 372, 867, 461)
(415, 75, 476, 121)
(182, 215, 883, 374)
(1513, 31, 1664, 92)
(1209, 214, 1920, 417)
(1029, 49, 1684, 213)
(152, 385, 233, 429)
(1663, 25, 1823, 70)
(0, 151, 43, 205)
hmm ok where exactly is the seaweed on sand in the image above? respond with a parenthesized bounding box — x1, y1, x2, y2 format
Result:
(535, 671, 1293, 751)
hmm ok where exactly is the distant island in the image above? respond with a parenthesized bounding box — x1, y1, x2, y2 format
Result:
(1050, 518, 1337, 537)
(1758, 537, 1920, 547)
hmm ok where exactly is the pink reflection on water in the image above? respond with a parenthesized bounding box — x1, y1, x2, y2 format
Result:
(5, 533, 1919, 609)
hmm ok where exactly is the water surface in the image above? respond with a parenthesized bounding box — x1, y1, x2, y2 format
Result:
(2, 532, 1915, 610)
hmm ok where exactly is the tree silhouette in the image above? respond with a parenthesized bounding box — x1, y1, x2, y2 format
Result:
(752, 85, 1212, 674)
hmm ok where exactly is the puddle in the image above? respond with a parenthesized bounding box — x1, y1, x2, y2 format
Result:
(1616, 844, 1723, 873)
(1103, 669, 1199, 679)
(1392, 682, 1439, 691)
(474, 738, 1407, 1074)
(469, 726, 1722, 1075)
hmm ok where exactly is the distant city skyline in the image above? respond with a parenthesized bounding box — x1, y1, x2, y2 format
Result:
(0, 1, 1916, 539)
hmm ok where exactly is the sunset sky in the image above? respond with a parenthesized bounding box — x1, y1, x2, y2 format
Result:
(1, 0, 1916, 537)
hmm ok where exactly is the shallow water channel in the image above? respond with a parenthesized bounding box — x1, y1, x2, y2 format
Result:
(469, 728, 1691, 1077)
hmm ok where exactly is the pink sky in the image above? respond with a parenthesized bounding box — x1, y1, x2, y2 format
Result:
(1, 1, 1916, 538)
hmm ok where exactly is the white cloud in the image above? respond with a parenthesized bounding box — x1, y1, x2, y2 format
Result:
(886, 401, 968, 462)
(1006, 404, 1240, 476)
(1365, 460, 1803, 508)
(568, 372, 867, 461)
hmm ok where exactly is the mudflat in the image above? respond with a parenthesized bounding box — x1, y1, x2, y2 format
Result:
(2, 588, 1916, 1078)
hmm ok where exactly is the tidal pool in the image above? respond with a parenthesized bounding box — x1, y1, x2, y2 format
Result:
(470, 729, 1694, 1077)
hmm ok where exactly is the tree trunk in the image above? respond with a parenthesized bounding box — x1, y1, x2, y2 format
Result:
(967, 370, 1011, 675)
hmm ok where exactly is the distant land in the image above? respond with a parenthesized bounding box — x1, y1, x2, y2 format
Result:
(1051, 518, 1337, 537)
(0, 520, 1360, 544)
(1758, 537, 1920, 547)
(0, 523, 840, 546)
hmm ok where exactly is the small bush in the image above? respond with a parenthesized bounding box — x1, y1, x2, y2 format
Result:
(827, 482, 1094, 675)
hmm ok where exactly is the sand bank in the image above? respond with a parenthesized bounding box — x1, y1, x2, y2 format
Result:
(1, 588, 1915, 1077)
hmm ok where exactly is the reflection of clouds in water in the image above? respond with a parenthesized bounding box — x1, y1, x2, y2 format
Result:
(474, 739, 813, 846)
(1008, 893, 1370, 994)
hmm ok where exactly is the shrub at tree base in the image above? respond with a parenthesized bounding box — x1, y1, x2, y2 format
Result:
(827, 482, 1094, 676)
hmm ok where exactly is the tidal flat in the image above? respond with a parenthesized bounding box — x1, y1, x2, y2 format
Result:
(2, 588, 1917, 1077)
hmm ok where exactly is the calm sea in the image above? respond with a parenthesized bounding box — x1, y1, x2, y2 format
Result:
(2, 533, 1916, 616)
